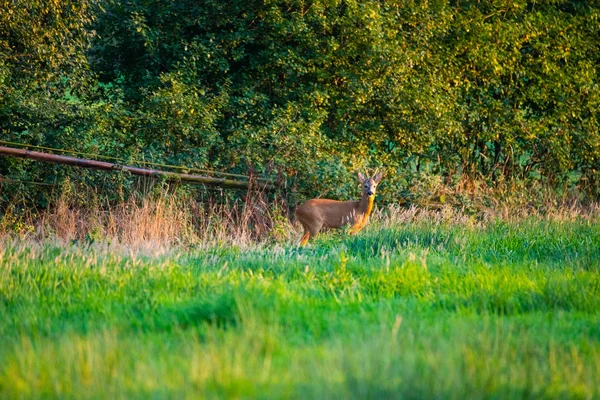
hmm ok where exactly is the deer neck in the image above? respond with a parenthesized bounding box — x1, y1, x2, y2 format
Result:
(357, 193, 375, 219)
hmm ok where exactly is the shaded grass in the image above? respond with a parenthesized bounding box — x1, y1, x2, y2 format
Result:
(0, 218, 599, 399)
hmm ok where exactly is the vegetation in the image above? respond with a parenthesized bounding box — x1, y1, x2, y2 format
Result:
(1, 2, 599, 397)
(1, 212, 599, 398)
(2, 0, 600, 204)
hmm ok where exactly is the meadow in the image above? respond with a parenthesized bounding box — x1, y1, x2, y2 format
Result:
(1, 208, 599, 399)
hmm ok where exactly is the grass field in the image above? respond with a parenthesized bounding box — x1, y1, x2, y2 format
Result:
(1, 213, 599, 399)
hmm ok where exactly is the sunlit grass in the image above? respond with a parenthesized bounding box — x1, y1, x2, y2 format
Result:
(1, 217, 599, 399)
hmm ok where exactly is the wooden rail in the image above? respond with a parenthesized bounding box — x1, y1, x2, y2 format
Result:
(0, 146, 274, 191)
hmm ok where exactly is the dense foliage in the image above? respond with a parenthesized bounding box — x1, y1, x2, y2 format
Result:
(1, 0, 599, 203)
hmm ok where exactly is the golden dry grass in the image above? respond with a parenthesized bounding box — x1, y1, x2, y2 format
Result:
(1, 179, 598, 250)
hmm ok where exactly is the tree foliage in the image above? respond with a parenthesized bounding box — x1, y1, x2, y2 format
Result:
(1, 0, 599, 203)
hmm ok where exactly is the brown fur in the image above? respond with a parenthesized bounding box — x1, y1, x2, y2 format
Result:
(295, 171, 383, 246)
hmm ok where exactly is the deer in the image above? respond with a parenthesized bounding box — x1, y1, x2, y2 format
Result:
(295, 171, 383, 246)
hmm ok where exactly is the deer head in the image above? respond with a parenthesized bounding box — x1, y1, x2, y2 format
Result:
(357, 171, 383, 198)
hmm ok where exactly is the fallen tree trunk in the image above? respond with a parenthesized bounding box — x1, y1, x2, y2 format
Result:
(0, 146, 274, 191)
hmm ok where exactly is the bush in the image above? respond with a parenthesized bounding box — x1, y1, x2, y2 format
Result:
(1, 0, 599, 206)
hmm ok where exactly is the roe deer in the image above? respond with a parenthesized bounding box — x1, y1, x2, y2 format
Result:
(295, 171, 383, 246)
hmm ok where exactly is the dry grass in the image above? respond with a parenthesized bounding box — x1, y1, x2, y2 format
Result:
(370, 201, 600, 231)
(1, 178, 599, 250)
(0, 186, 294, 251)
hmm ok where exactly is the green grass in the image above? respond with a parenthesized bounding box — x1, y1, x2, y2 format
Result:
(1, 218, 599, 399)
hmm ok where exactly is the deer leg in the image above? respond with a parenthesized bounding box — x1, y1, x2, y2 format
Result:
(349, 216, 368, 235)
(348, 223, 363, 235)
(300, 232, 310, 246)
(299, 221, 323, 246)
(299, 231, 310, 246)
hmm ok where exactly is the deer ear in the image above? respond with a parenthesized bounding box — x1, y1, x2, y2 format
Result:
(372, 171, 383, 183)
(357, 171, 367, 182)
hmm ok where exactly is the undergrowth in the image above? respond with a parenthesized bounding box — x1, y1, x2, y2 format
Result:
(1, 177, 599, 250)
(0, 215, 599, 399)
(1, 180, 599, 398)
